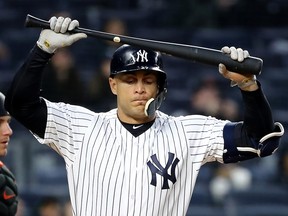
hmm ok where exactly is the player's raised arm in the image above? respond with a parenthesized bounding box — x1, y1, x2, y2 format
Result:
(5, 16, 87, 138)
(218, 46, 284, 163)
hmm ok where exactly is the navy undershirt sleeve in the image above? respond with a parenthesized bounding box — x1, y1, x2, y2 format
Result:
(5, 45, 53, 138)
(240, 82, 274, 139)
(222, 83, 276, 163)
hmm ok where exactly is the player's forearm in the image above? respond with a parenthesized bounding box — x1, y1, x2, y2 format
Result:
(223, 83, 283, 163)
(240, 81, 274, 139)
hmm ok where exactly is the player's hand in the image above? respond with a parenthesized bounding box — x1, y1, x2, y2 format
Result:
(0, 161, 18, 216)
(219, 46, 258, 91)
(37, 16, 87, 53)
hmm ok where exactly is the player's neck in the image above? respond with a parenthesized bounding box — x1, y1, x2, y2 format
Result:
(120, 119, 155, 137)
(117, 110, 155, 125)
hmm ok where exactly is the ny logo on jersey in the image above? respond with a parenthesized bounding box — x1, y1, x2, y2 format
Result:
(131, 49, 148, 63)
(147, 152, 180, 189)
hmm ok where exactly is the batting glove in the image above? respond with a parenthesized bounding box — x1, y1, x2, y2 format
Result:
(219, 46, 257, 89)
(37, 16, 87, 53)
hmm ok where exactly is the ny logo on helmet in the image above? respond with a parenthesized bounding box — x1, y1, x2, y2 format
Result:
(133, 50, 148, 62)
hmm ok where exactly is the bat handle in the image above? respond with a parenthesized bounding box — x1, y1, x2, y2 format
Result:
(25, 14, 50, 29)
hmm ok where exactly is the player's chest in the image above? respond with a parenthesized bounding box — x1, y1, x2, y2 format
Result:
(85, 134, 184, 191)
(90, 131, 180, 164)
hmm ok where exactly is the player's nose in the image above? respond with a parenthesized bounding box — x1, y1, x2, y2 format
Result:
(2, 123, 13, 136)
(135, 81, 145, 93)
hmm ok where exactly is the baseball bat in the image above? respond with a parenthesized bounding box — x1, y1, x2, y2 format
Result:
(24, 14, 262, 75)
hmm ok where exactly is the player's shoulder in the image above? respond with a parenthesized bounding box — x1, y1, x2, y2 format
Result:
(155, 111, 197, 125)
(158, 112, 224, 125)
(101, 108, 117, 118)
(93, 108, 118, 121)
(44, 98, 97, 117)
(157, 111, 207, 121)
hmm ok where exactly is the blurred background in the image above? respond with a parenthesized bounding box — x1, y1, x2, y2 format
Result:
(0, 0, 288, 215)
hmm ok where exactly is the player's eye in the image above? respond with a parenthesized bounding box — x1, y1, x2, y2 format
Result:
(144, 77, 157, 85)
(118, 75, 135, 84)
(125, 78, 136, 84)
(0, 117, 11, 124)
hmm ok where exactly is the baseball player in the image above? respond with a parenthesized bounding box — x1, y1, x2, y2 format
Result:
(0, 92, 18, 216)
(5, 16, 284, 216)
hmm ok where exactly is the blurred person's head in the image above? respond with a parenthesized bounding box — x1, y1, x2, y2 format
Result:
(103, 18, 127, 46)
(0, 92, 12, 157)
(37, 196, 62, 216)
(63, 200, 73, 216)
(0, 41, 11, 63)
(51, 48, 75, 73)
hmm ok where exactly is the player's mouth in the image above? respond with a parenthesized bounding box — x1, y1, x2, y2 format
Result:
(132, 98, 148, 104)
(0, 139, 9, 145)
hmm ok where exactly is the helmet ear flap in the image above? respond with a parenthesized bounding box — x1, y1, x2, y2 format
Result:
(144, 88, 166, 117)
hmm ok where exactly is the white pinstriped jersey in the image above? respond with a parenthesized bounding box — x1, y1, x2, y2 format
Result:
(34, 99, 228, 216)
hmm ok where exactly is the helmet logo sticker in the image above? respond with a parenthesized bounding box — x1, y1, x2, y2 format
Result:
(134, 50, 148, 62)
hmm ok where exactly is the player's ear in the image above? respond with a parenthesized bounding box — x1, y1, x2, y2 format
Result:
(109, 77, 117, 95)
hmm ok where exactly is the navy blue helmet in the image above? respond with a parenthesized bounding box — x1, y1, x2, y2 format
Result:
(110, 44, 167, 97)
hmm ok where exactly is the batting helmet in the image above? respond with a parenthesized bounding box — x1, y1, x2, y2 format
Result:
(0, 92, 8, 117)
(110, 44, 167, 97)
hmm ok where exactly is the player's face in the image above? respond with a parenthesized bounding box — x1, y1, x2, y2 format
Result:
(109, 70, 158, 123)
(0, 116, 12, 157)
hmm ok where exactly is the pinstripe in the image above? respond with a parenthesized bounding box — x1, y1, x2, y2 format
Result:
(174, 122, 187, 215)
(136, 133, 144, 216)
(156, 130, 166, 216)
(117, 164, 125, 216)
(132, 137, 139, 216)
(70, 167, 77, 215)
(116, 125, 126, 216)
(126, 134, 133, 215)
(104, 142, 119, 215)
(168, 122, 178, 216)
(86, 121, 105, 215)
(158, 130, 170, 216)
(98, 131, 116, 216)
(110, 152, 121, 216)
(79, 121, 98, 215)
(93, 124, 106, 215)
(144, 151, 150, 216)
(34, 100, 228, 216)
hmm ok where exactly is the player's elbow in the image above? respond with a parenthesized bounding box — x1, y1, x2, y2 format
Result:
(222, 122, 284, 163)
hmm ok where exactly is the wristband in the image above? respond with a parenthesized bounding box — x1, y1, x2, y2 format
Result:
(230, 75, 257, 89)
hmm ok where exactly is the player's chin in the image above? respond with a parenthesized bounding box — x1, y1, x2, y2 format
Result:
(0, 148, 8, 157)
(131, 106, 146, 117)
(131, 101, 146, 110)
(134, 105, 145, 113)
